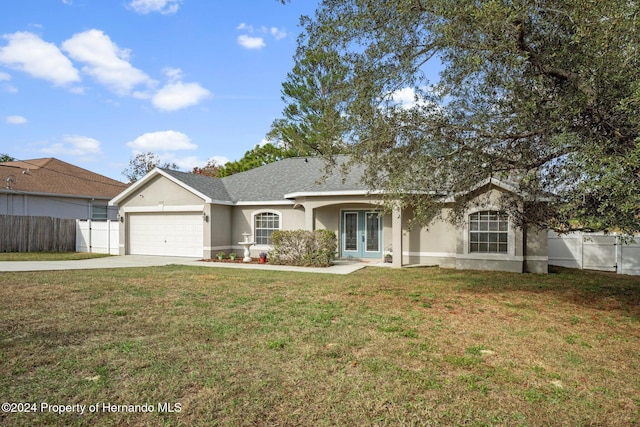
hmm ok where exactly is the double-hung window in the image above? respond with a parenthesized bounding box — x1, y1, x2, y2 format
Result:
(254, 212, 280, 245)
(469, 211, 508, 253)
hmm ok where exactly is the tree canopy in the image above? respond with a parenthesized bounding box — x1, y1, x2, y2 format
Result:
(122, 152, 179, 183)
(215, 142, 302, 177)
(0, 154, 16, 163)
(192, 158, 222, 178)
(275, 0, 640, 233)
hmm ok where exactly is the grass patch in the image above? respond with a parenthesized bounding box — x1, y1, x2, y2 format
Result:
(0, 266, 638, 426)
(0, 252, 111, 261)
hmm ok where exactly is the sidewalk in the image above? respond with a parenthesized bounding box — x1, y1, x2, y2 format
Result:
(0, 255, 372, 275)
(192, 259, 373, 274)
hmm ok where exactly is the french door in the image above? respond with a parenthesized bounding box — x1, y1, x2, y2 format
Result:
(341, 211, 382, 259)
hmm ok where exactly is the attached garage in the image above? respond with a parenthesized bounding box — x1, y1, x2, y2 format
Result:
(128, 212, 204, 257)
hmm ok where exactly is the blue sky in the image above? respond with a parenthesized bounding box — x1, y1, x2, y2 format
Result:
(0, 0, 319, 181)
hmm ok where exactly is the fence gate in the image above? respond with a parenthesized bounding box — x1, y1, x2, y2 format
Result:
(76, 220, 119, 255)
(582, 234, 617, 272)
(548, 231, 640, 275)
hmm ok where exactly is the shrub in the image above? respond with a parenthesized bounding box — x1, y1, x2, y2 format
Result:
(269, 229, 337, 267)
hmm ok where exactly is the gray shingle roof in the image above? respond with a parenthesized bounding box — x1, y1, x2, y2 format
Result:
(162, 156, 368, 203)
(161, 168, 232, 201)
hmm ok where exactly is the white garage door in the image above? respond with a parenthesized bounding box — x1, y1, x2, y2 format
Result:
(129, 213, 203, 257)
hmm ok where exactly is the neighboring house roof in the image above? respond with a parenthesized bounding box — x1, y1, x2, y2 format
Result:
(0, 158, 128, 199)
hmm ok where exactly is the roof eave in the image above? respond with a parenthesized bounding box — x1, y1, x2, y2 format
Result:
(109, 168, 213, 206)
(0, 189, 115, 200)
(283, 189, 382, 199)
(234, 200, 296, 206)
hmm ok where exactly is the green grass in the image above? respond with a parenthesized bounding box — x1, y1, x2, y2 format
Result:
(0, 252, 111, 261)
(0, 265, 638, 426)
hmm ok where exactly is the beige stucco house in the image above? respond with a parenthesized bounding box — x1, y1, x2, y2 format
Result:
(109, 156, 548, 273)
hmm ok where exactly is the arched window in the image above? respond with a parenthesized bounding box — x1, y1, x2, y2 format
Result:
(254, 211, 280, 245)
(469, 211, 508, 253)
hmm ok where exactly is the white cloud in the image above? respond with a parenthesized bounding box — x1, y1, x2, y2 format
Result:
(0, 71, 16, 93)
(270, 27, 287, 40)
(0, 32, 80, 86)
(62, 0, 72, 4)
(5, 115, 27, 124)
(62, 29, 154, 96)
(128, 0, 182, 15)
(388, 87, 434, 110)
(237, 35, 266, 50)
(162, 154, 202, 170)
(40, 135, 103, 161)
(2, 84, 18, 93)
(236, 23, 286, 50)
(152, 81, 211, 111)
(391, 87, 417, 107)
(208, 155, 229, 166)
(236, 23, 253, 32)
(163, 67, 183, 82)
(127, 130, 197, 152)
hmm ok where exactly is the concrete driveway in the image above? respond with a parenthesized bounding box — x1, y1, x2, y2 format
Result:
(0, 255, 370, 275)
(0, 255, 201, 272)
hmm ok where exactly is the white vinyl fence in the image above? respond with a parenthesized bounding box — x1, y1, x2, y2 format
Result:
(76, 220, 119, 255)
(548, 231, 640, 276)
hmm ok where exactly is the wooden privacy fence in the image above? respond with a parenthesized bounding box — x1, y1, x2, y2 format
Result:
(548, 231, 640, 276)
(0, 215, 76, 252)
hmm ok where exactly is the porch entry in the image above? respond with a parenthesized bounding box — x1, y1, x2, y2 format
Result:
(341, 210, 383, 259)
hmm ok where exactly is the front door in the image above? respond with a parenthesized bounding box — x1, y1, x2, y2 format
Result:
(341, 211, 382, 259)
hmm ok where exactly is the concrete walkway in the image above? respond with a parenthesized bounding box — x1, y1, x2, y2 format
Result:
(0, 255, 375, 275)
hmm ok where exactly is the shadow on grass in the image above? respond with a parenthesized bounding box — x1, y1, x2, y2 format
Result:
(441, 266, 640, 317)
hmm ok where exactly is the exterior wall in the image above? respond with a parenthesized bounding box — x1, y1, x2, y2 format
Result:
(207, 204, 232, 258)
(117, 175, 204, 207)
(452, 188, 548, 273)
(229, 204, 305, 256)
(109, 173, 548, 272)
(455, 188, 522, 272)
(311, 199, 387, 260)
(115, 175, 206, 256)
(402, 207, 457, 268)
(0, 193, 115, 220)
(524, 226, 549, 273)
(396, 187, 548, 273)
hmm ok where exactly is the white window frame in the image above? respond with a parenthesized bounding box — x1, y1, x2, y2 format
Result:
(91, 204, 108, 221)
(252, 209, 282, 247)
(468, 210, 509, 254)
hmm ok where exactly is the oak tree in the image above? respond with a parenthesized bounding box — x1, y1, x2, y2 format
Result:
(276, 0, 640, 233)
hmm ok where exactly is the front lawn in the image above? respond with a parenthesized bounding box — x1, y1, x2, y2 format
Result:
(0, 266, 638, 426)
(0, 252, 111, 262)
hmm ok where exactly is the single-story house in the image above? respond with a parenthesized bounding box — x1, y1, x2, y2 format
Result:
(109, 156, 548, 273)
(0, 158, 128, 220)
